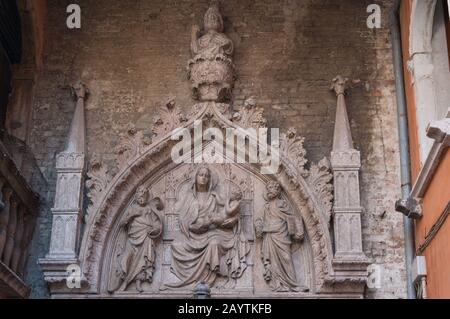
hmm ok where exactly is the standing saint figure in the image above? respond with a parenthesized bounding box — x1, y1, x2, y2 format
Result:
(255, 181, 305, 292)
(108, 186, 163, 293)
(164, 166, 249, 289)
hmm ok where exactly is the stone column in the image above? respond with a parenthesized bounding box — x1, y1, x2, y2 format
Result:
(40, 82, 88, 289)
(330, 76, 367, 262)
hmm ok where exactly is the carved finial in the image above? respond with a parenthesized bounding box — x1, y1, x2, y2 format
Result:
(330, 76, 349, 96)
(65, 81, 87, 153)
(286, 127, 297, 139)
(330, 76, 361, 96)
(165, 96, 176, 110)
(204, 0, 223, 32)
(331, 76, 359, 151)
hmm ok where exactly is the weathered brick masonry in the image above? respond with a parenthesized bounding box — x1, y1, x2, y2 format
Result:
(25, 0, 405, 298)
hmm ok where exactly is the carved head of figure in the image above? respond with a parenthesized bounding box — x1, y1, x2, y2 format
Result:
(229, 184, 243, 201)
(204, 0, 224, 33)
(136, 186, 149, 207)
(266, 181, 281, 200)
(195, 166, 211, 191)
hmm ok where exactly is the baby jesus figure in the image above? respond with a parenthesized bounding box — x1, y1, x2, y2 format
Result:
(189, 185, 242, 233)
(211, 186, 242, 229)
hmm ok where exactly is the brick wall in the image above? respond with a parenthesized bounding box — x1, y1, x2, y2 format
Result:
(25, 0, 406, 298)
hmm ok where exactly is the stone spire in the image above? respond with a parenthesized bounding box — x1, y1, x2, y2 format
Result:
(39, 81, 89, 291)
(329, 75, 368, 269)
(65, 81, 88, 153)
(330, 76, 354, 151)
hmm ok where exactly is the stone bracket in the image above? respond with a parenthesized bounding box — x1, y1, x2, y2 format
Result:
(395, 197, 422, 219)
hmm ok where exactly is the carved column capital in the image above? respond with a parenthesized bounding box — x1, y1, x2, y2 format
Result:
(71, 81, 89, 101)
(330, 76, 350, 96)
(330, 76, 361, 96)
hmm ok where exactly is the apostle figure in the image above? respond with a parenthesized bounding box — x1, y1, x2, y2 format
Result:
(108, 186, 163, 293)
(255, 181, 305, 292)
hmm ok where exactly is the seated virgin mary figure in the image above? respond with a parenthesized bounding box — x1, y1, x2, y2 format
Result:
(163, 166, 249, 289)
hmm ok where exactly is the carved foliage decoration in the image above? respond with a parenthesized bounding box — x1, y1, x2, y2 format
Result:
(232, 97, 267, 129)
(279, 128, 309, 192)
(86, 154, 111, 218)
(152, 97, 187, 141)
(115, 124, 147, 171)
(307, 158, 333, 225)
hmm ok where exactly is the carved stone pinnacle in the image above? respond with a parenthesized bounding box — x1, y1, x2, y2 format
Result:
(72, 81, 89, 101)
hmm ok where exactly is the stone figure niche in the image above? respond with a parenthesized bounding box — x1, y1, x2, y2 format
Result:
(104, 164, 313, 296)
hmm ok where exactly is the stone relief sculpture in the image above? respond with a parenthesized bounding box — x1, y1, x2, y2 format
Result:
(255, 181, 306, 292)
(188, 0, 235, 102)
(39, 0, 369, 298)
(108, 186, 164, 293)
(163, 166, 249, 289)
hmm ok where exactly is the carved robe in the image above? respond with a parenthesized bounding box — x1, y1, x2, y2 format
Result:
(165, 180, 249, 288)
(193, 31, 234, 58)
(261, 198, 303, 292)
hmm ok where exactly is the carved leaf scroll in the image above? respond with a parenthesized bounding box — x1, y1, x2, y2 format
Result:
(307, 157, 333, 225)
(86, 154, 111, 218)
(232, 97, 266, 129)
(152, 97, 187, 141)
(280, 127, 308, 177)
